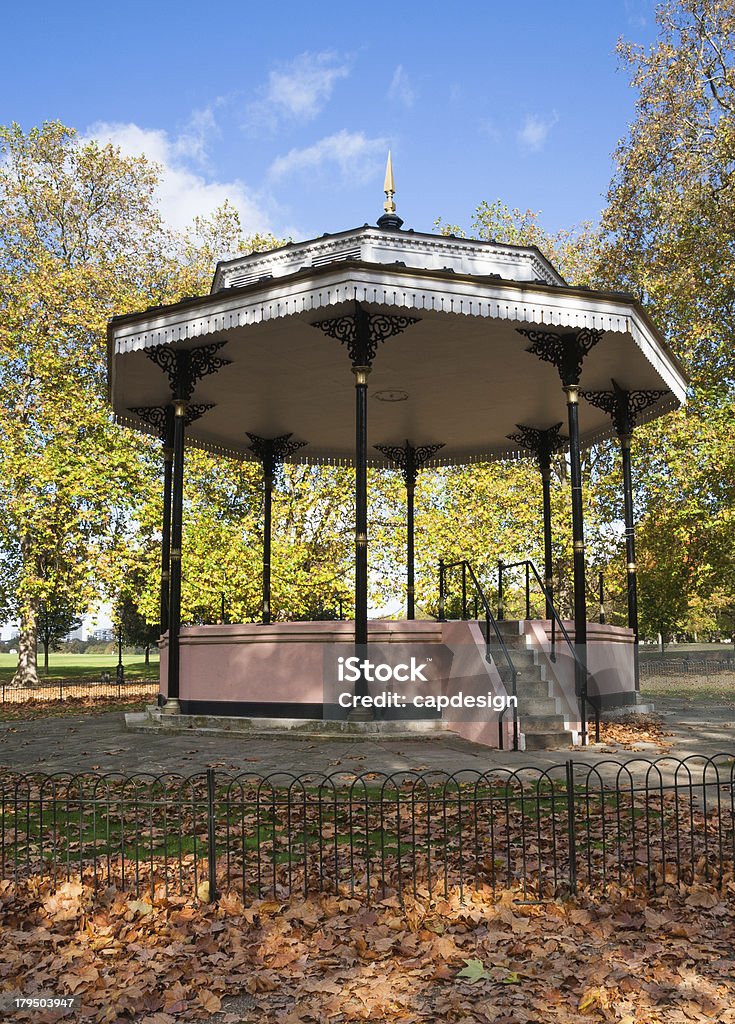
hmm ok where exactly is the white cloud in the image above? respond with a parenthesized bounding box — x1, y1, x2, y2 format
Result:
(269, 129, 389, 185)
(248, 51, 350, 128)
(85, 121, 272, 235)
(388, 65, 415, 109)
(173, 104, 220, 167)
(517, 112, 559, 152)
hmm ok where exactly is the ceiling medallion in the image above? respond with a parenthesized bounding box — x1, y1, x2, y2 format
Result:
(374, 389, 409, 402)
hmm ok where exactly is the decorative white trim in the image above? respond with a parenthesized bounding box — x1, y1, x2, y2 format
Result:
(212, 226, 565, 291)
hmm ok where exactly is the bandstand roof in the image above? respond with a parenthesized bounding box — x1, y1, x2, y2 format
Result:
(107, 222, 688, 467)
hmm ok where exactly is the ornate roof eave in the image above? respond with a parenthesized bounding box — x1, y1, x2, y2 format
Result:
(107, 259, 689, 407)
(113, 410, 589, 468)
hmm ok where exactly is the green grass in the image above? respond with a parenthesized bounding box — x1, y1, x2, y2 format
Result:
(0, 652, 159, 682)
(640, 671, 735, 702)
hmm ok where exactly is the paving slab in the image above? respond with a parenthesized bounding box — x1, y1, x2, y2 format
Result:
(1, 699, 734, 780)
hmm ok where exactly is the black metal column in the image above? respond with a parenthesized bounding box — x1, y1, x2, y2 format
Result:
(167, 398, 187, 711)
(144, 342, 231, 713)
(263, 464, 273, 624)
(506, 423, 565, 621)
(247, 433, 307, 626)
(518, 328, 605, 744)
(620, 433, 639, 686)
(406, 473, 416, 620)
(374, 440, 444, 620)
(581, 382, 668, 695)
(565, 384, 587, 653)
(312, 304, 420, 716)
(160, 407, 174, 635)
(541, 464, 554, 619)
(353, 364, 370, 680)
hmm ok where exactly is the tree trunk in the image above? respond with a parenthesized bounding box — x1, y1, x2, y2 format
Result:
(43, 639, 49, 674)
(13, 602, 39, 687)
(145, 644, 150, 667)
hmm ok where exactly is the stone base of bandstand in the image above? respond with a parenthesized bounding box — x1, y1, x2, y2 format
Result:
(126, 706, 447, 739)
(144, 618, 638, 750)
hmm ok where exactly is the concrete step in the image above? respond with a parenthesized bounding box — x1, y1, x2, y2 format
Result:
(498, 665, 545, 686)
(519, 715, 569, 734)
(502, 677, 550, 698)
(495, 620, 523, 636)
(517, 697, 559, 716)
(524, 730, 574, 751)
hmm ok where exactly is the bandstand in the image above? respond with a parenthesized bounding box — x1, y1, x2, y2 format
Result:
(108, 164, 687, 750)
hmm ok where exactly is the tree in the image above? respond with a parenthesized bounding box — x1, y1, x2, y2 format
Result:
(602, 0, 735, 642)
(37, 598, 82, 674)
(0, 122, 174, 685)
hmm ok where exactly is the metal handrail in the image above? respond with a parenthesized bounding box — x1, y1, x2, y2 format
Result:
(439, 558, 519, 750)
(497, 558, 600, 745)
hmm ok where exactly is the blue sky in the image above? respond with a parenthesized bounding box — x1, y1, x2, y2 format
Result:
(3, 0, 659, 244)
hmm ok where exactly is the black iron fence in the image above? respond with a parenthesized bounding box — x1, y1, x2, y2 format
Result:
(2, 757, 734, 904)
(639, 656, 735, 678)
(0, 678, 159, 705)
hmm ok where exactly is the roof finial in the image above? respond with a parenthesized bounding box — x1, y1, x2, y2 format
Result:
(377, 150, 404, 231)
(383, 151, 396, 214)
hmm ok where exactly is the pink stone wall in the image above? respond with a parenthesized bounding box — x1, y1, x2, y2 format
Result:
(157, 618, 635, 749)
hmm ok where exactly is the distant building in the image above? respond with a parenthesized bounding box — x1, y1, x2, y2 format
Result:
(90, 628, 115, 642)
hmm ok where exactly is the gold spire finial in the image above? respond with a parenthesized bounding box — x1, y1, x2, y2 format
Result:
(383, 151, 396, 214)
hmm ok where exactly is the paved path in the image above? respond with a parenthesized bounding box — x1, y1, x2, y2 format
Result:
(1, 699, 734, 777)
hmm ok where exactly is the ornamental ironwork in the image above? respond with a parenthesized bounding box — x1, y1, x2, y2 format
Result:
(129, 403, 215, 438)
(506, 423, 566, 471)
(312, 303, 420, 366)
(246, 432, 308, 475)
(581, 380, 669, 436)
(146, 342, 231, 400)
(517, 328, 605, 386)
(374, 441, 445, 488)
(128, 405, 168, 438)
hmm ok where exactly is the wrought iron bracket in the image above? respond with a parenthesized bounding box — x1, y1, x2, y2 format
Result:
(129, 403, 215, 437)
(146, 342, 231, 400)
(506, 423, 566, 472)
(246, 432, 308, 476)
(374, 440, 445, 488)
(312, 302, 420, 366)
(581, 380, 669, 436)
(517, 328, 605, 386)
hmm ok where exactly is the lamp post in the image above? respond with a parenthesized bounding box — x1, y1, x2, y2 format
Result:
(116, 622, 124, 686)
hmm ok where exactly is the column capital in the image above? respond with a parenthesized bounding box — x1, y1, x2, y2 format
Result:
(146, 341, 231, 401)
(246, 432, 308, 476)
(506, 422, 566, 473)
(374, 440, 445, 488)
(312, 301, 420, 367)
(129, 402, 215, 437)
(517, 327, 605, 387)
(581, 379, 669, 436)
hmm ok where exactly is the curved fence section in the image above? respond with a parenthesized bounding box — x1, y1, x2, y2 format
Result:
(1, 757, 734, 903)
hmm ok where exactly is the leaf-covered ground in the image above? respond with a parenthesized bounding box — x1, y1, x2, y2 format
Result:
(2, 877, 735, 1024)
(0, 695, 154, 722)
(596, 714, 674, 751)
